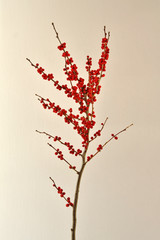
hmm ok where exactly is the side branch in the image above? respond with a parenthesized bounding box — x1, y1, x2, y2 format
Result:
(48, 143, 79, 174)
(26, 58, 35, 66)
(87, 123, 133, 162)
(104, 26, 110, 42)
(49, 177, 74, 207)
(52, 23, 62, 44)
(35, 94, 91, 139)
(26, 58, 77, 98)
(36, 130, 82, 157)
(89, 116, 108, 143)
(52, 22, 74, 88)
(102, 123, 133, 148)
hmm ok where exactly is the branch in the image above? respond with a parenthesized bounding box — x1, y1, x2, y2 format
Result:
(35, 93, 79, 121)
(52, 23, 62, 44)
(36, 130, 82, 157)
(86, 123, 133, 162)
(26, 58, 35, 67)
(47, 143, 79, 174)
(26, 58, 71, 90)
(94, 27, 110, 93)
(52, 22, 74, 88)
(104, 26, 110, 42)
(35, 94, 91, 139)
(89, 116, 108, 143)
(49, 177, 74, 207)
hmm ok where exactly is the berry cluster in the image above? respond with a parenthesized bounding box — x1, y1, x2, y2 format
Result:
(66, 197, 74, 207)
(87, 154, 93, 162)
(85, 56, 92, 72)
(37, 65, 54, 81)
(50, 133, 82, 157)
(57, 186, 66, 197)
(57, 42, 79, 82)
(97, 144, 103, 152)
(69, 165, 76, 170)
(58, 42, 66, 51)
(86, 144, 103, 162)
(111, 134, 118, 140)
(64, 142, 82, 156)
(90, 130, 101, 141)
(53, 136, 61, 141)
(55, 148, 64, 160)
(57, 187, 73, 207)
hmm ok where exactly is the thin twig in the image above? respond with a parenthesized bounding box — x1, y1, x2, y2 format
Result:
(52, 23, 62, 44)
(48, 143, 79, 174)
(89, 116, 108, 143)
(26, 58, 56, 84)
(49, 177, 74, 206)
(36, 130, 82, 157)
(52, 22, 73, 88)
(86, 123, 133, 163)
(104, 26, 107, 38)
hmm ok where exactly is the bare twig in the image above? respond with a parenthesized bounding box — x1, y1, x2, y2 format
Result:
(52, 23, 62, 44)
(104, 26, 107, 38)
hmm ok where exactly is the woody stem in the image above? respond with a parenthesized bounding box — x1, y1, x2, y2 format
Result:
(71, 141, 88, 240)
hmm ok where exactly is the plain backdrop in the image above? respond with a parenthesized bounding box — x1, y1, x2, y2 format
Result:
(1, 0, 160, 239)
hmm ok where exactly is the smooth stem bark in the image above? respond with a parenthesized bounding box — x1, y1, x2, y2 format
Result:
(71, 158, 86, 240)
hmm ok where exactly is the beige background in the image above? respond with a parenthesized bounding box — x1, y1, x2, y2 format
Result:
(1, 0, 160, 239)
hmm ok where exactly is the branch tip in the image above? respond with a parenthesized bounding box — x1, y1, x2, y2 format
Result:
(104, 26, 107, 38)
